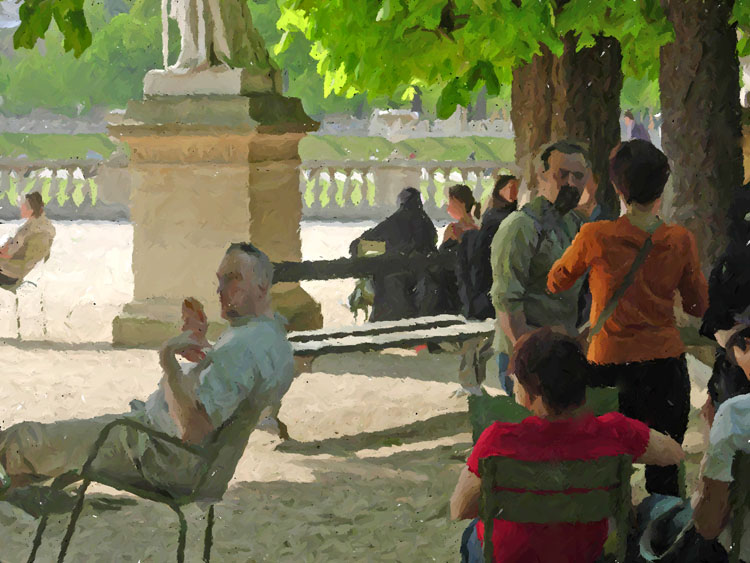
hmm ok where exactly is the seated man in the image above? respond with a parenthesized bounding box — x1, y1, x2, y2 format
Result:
(450, 327, 684, 563)
(0, 243, 295, 494)
(693, 325, 750, 561)
(0, 192, 56, 287)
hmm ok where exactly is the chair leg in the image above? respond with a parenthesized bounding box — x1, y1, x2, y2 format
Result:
(57, 479, 91, 563)
(27, 474, 73, 563)
(203, 505, 214, 563)
(172, 505, 187, 563)
(15, 293, 20, 340)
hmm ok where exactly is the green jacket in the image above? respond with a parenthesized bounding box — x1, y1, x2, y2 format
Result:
(490, 196, 585, 355)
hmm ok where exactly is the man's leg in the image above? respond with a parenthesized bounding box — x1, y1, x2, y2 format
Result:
(0, 415, 121, 486)
(497, 353, 513, 397)
(460, 518, 483, 563)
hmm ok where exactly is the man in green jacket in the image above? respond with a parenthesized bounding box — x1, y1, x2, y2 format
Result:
(490, 140, 598, 396)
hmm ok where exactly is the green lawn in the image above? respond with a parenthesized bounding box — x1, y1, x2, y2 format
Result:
(0, 133, 514, 164)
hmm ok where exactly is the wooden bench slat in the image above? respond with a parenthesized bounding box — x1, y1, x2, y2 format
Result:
(292, 321, 494, 356)
(287, 315, 472, 342)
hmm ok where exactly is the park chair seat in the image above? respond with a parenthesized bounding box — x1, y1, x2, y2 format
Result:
(29, 376, 272, 563)
(730, 451, 750, 563)
(478, 454, 633, 563)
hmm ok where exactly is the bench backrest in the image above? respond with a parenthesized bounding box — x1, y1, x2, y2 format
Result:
(730, 451, 750, 563)
(478, 455, 632, 563)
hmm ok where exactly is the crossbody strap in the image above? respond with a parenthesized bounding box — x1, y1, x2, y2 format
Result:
(585, 220, 663, 339)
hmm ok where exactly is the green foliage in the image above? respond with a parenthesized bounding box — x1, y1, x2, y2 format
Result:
(276, 0, 679, 118)
(0, 133, 116, 159)
(621, 75, 660, 115)
(15, 0, 92, 56)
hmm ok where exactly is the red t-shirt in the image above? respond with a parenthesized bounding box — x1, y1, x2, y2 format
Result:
(466, 412, 650, 563)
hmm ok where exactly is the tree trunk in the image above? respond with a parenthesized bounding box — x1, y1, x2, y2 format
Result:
(511, 35, 622, 216)
(659, 0, 743, 273)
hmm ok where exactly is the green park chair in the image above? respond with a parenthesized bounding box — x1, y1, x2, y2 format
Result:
(478, 454, 633, 563)
(730, 451, 750, 563)
(28, 378, 269, 563)
(468, 387, 619, 443)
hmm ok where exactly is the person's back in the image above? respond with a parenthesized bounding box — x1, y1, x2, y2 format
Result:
(0, 193, 56, 284)
(469, 411, 648, 562)
(349, 187, 437, 321)
(550, 217, 705, 365)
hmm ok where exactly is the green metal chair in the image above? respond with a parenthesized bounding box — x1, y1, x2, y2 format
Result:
(730, 451, 750, 563)
(478, 454, 633, 563)
(28, 378, 269, 563)
(0, 461, 10, 498)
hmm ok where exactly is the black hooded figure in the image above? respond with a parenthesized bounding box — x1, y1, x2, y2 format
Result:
(349, 187, 438, 321)
(701, 183, 750, 405)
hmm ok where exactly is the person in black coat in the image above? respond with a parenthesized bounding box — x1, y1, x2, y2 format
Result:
(700, 183, 750, 422)
(349, 187, 438, 321)
(455, 175, 519, 320)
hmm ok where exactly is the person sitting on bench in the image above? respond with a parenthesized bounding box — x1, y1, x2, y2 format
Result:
(0, 243, 295, 493)
(0, 192, 55, 287)
(450, 327, 684, 563)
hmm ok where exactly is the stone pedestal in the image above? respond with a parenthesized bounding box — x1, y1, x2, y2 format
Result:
(110, 93, 322, 347)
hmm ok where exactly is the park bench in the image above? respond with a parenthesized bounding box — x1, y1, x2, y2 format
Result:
(275, 252, 496, 376)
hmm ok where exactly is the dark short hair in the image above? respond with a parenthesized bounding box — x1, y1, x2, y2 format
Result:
(726, 326, 750, 366)
(624, 109, 635, 120)
(539, 140, 590, 171)
(609, 140, 670, 205)
(509, 327, 588, 414)
(492, 175, 516, 201)
(448, 184, 480, 219)
(25, 192, 44, 217)
(225, 242, 273, 286)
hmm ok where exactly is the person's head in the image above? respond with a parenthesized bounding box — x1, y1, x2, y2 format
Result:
(509, 327, 588, 417)
(397, 187, 423, 211)
(624, 110, 635, 126)
(490, 175, 519, 208)
(217, 243, 274, 321)
(21, 192, 44, 219)
(447, 184, 480, 220)
(726, 326, 750, 378)
(537, 140, 591, 213)
(609, 140, 670, 210)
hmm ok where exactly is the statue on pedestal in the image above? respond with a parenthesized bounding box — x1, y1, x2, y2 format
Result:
(154, 0, 282, 94)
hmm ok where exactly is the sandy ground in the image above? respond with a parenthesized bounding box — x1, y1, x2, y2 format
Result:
(0, 220, 714, 562)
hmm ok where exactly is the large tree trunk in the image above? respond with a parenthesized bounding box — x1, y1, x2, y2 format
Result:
(659, 0, 743, 273)
(511, 35, 622, 216)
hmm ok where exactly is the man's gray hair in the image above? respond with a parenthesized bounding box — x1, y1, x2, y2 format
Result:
(227, 242, 274, 288)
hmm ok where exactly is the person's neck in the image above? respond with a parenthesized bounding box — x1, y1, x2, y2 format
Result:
(530, 401, 585, 421)
(626, 203, 660, 230)
(229, 306, 274, 326)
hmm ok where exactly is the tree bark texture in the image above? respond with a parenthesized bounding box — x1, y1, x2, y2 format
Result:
(659, 0, 743, 273)
(511, 35, 622, 217)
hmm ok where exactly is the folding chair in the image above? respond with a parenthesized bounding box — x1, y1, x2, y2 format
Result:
(0, 461, 9, 498)
(29, 379, 269, 563)
(1, 244, 52, 339)
(478, 454, 633, 563)
(729, 451, 750, 563)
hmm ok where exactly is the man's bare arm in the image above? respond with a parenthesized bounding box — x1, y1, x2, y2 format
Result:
(693, 476, 731, 539)
(159, 332, 215, 444)
(637, 429, 685, 467)
(450, 466, 482, 520)
(496, 310, 532, 347)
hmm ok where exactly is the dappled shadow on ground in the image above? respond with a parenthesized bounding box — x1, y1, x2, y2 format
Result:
(1, 443, 470, 563)
(276, 410, 470, 457)
(310, 349, 500, 387)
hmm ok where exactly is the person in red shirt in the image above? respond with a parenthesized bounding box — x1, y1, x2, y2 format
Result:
(450, 327, 684, 563)
(547, 140, 708, 496)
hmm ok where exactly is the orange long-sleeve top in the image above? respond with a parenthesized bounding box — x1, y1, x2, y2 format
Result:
(547, 217, 709, 365)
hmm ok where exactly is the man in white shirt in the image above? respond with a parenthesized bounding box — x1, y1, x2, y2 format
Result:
(694, 325, 750, 561)
(0, 243, 294, 494)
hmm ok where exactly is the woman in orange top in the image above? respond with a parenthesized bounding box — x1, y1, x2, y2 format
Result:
(547, 140, 708, 496)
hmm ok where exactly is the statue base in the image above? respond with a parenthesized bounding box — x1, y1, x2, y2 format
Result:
(144, 67, 275, 97)
(110, 94, 322, 347)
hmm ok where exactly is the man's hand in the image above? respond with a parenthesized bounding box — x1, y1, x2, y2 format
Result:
(575, 171, 599, 219)
(162, 331, 206, 363)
